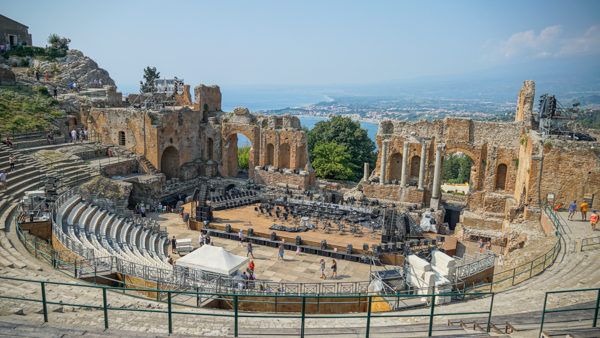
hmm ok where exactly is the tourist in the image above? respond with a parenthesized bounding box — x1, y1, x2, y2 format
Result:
(52, 86, 57, 98)
(46, 131, 55, 144)
(3, 136, 13, 148)
(8, 154, 15, 172)
(320, 258, 326, 279)
(248, 259, 255, 273)
(34, 70, 40, 81)
(295, 245, 302, 255)
(238, 229, 245, 246)
(199, 232, 205, 246)
(568, 200, 577, 220)
(171, 236, 177, 254)
(591, 211, 599, 231)
(70, 129, 77, 143)
(278, 241, 285, 261)
(246, 241, 254, 258)
(478, 238, 484, 253)
(331, 259, 338, 279)
(44, 71, 49, 82)
(580, 200, 590, 221)
(205, 234, 211, 245)
(83, 128, 89, 140)
(140, 204, 146, 217)
(0, 170, 6, 191)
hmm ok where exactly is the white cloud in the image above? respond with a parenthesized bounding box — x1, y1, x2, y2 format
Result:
(489, 25, 600, 61)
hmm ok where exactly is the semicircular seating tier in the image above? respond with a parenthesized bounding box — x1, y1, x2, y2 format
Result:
(54, 194, 171, 269)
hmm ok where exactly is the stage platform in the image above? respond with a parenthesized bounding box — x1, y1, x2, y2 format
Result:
(188, 203, 397, 263)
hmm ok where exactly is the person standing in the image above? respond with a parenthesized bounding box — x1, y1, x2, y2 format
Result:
(0, 170, 6, 191)
(331, 259, 338, 279)
(591, 211, 599, 231)
(278, 242, 285, 261)
(8, 154, 15, 172)
(580, 201, 590, 221)
(70, 129, 77, 143)
(568, 200, 577, 221)
(238, 229, 245, 246)
(319, 258, 326, 279)
(171, 236, 177, 254)
(140, 204, 146, 218)
(248, 260, 255, 274)
(247, 241, 254, 258)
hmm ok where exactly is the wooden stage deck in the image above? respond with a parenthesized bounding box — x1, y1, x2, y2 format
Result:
(190, 204, 382, 254)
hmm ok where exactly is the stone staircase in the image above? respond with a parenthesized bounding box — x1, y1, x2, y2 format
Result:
(138, 155, 159, 175)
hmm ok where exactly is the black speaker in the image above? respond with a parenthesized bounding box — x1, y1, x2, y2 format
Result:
(346, 244, 353, 254)
(270, 232, 277, 241)
(320, 240, 327, 250)
(363, 243, 369, 251)
(295, 236, 302, 246)
(248, 228, 254, 237)
(225, 224, 232, 233)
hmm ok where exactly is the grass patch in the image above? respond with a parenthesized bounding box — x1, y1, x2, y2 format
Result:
(0, 85, 64, 134)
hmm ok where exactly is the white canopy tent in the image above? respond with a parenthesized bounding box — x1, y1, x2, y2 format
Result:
(175, 245, 249, 276)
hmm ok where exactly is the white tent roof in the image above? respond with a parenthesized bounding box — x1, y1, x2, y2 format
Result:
(175, 245, 249, 276)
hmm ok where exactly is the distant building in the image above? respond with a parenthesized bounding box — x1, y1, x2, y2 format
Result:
(154, 78, 185, 96)
(0, 14, 32, 50)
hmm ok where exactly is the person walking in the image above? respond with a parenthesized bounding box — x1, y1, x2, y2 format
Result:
(331, 259, 338, 279)
(591, 210, 599, 231)
(8, 154, 15, 172)
(568, 200, 577, 220)
(248, 260, 255, 274)
(0, 170, 6, 191)
(278, 242, 285, 261)
(580, 201, 590, 221)
(319, 258, 326, 279)
(171, 236, 177, 254)
(70, 129, 77, 143)
(238, 229, 245, 246)
(246, 241, 254, 258)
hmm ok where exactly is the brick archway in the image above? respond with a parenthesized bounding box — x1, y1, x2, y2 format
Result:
(161, 146, 180, 179)
(221, 126, 258, 178)
(444, 146, 483, 191)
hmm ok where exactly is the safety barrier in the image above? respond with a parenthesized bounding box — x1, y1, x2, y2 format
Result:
(539, 287, 600, 335)
(463, 205, 562, 293)
(0, 274, 495, 337)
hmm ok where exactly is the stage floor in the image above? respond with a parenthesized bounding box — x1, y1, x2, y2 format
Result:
(209, 204, 382, 250)
(151, 211, 384, 283)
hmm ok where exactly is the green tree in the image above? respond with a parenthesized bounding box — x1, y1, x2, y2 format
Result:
(442, 154, 473, 184)
(47, 34, 70, 50)
(311, 142, 357, 180)
(140, 66, 160, 93)
(238, 146, 250, 170)
(307, 116, 375, 181)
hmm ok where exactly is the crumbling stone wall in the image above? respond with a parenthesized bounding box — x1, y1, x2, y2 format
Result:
(514, 80, 536, 128)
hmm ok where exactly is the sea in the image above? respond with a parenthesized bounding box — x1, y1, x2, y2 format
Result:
(223, 89, 379, 148)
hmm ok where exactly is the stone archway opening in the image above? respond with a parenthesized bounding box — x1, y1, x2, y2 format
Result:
(409, 155, 420, 183)
(223, 132, 254, 178)
(388, 152, 403, 182)
(266, 143, 274, 166)
(206, 137, 214, 161)
(161, 146, 180, 179)
(279, 143, 290, 169)
(495, 163, 508, 191)
(441, 151, 474, 195)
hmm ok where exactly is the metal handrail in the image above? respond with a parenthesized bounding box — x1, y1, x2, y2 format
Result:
(0, 273, 495, 337)
(539, 287, 600, 335)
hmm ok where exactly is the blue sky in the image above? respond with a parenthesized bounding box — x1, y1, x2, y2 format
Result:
(3, 0, 600, 92)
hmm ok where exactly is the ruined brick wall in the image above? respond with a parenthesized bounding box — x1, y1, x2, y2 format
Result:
(514, 80, 535, 127)
(254, 168, 314, 190)
(367, 117, 522, 210)
(195, 84, 222, 113)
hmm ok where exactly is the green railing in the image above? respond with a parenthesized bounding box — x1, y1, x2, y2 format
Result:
(581, 235, 600, 252)
(462, 205, 563, 293)
(540, 287, 600, 335)
(0, 274, 495, 337)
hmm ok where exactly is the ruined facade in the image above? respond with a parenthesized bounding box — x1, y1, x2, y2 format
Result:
(364, 80, 600, 226)
(86, 84, 315, 189)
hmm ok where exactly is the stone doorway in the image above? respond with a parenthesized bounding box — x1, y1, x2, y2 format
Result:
(161, 146, 180, 179)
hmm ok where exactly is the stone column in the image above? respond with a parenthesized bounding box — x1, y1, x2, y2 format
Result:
(379, 140, 388, 185)
(400, 141, 409, 187)
(418, 142, 427, 190)
(430, 143, 445, 209)
(363, 162, 370, 182)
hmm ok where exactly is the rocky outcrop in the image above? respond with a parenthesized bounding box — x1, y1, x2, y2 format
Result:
(35, 50, 115, 89)
(0, 66, 16, 85)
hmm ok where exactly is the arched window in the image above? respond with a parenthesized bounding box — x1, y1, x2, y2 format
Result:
(409, 156, 420, 179)
(118, 131, 126, 146)
(388, 153, 402, 181)
(266, 143, 274, 166)
(206, 138, 214, 160)
(279, 143, 290, 169)
(495, 164, 507, 190)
